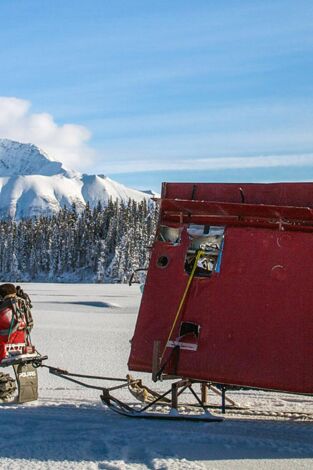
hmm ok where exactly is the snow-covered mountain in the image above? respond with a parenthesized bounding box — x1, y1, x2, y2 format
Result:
(0, 139, 69, 177)
(0, 139, 150, 219)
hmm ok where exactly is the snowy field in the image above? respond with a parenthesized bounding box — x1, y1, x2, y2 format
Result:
(0, 283, 312, 469)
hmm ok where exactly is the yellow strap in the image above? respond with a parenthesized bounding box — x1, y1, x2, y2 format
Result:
(160, 250, 204, 361)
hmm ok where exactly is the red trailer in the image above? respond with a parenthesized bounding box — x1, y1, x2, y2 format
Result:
(128, 182, 313, 396)
(49, 182, 313, 420)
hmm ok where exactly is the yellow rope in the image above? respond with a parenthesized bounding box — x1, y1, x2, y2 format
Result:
(160, 250, 204, 361)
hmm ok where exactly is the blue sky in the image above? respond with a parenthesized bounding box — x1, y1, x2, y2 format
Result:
(0, 0, 313, 191)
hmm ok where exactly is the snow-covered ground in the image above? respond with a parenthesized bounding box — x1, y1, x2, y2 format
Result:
(0, 283, 312, 469)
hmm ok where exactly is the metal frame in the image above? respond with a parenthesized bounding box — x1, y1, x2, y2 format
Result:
(46, 364, 247, 421)
(101, 378, 223, 422)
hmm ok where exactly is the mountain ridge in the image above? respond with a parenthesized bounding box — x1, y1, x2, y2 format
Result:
(0, 139, 151, 219)
(0, 138, 71, 177)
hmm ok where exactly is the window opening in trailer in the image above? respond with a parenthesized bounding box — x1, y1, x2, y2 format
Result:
(185, 225, 225, 277)
(157, 225, 181, 245)
(179, 321, 200, 339)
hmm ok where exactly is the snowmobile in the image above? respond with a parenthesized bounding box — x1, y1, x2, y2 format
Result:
(0, 284, 47, 403)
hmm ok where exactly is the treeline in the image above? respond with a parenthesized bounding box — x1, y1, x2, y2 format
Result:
(0, 199, 158, 283)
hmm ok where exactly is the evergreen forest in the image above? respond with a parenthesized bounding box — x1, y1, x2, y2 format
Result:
(0, 199, 158, 283)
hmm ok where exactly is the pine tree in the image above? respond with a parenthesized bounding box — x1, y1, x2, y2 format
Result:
(0, 198, 159, 283)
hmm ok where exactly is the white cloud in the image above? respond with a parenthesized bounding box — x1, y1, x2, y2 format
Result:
(0, 97, 96, 170)
(107, 154, 313, 174)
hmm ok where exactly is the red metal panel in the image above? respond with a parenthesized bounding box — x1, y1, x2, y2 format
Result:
(161, 198, 313, 224)
(162, 182, 313, 207)
(128, 183, 313, 394)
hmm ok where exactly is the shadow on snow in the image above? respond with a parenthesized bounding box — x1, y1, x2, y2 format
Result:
(0, 403, 312, 465)
(36, 300, 119, 308)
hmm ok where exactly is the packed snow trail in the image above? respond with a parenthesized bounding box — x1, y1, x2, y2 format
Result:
(1, 401, 313, 469)
(0, 283, 312, 469)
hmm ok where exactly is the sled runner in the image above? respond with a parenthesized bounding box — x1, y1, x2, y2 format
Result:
(101, 389, 222, 422)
